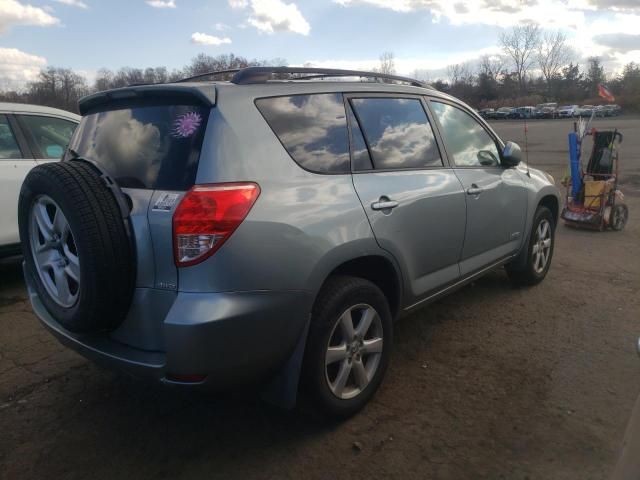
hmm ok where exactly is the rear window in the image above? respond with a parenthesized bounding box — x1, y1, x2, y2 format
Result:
(67, 103, 210, 189)
(255, 93, 350, 174)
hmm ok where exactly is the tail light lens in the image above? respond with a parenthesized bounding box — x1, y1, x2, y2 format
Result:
(173, 183, 260, 267)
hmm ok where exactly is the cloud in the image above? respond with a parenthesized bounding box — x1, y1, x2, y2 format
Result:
(302, 46, 501, 79)
(190, 32, 232, 45)
(53, 0, 88, 8)
(593, 33, 640, 53)
(146, 0, 176, 8)
(0, 47, 47, 89)
(229, 0, 310, 35)
(333, 0, 589, 28)
(0, 0, 59, 34)
(585, 0, 640, 13)
(214, 22, 230, 30)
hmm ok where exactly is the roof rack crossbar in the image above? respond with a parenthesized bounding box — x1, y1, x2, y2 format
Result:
(229, 66, 431, 88)
(176, 69, 242, 83)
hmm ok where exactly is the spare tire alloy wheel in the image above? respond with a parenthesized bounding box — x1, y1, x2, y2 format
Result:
(19, 161, 135, 333)
(325, 304, 384, 400)
(29, 195, 80, 308)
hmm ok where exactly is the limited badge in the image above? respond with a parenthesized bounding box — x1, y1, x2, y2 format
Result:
(153, 193, 180, 212)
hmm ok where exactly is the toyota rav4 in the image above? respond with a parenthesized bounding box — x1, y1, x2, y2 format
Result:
(19, 67, 560, 417)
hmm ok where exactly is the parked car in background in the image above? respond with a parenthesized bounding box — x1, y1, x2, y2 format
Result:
(606, 104, 622, 116)
(0, 103, 79, 256)
(535, 103, 558, 119)
(595, 105, 608, 117)
(17, 67, 560, 417)
(493, 106, 516, 119)
(478, 108, 495, 119)
(515, 106, 536, 119)
(576, 105, 595, 117)
(557, 105, 578, 118)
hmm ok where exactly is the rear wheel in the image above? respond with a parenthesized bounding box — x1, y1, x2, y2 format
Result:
(506, 206, 555, 286)
(610, 204, 628, 231)
(304, 276, 392, 418)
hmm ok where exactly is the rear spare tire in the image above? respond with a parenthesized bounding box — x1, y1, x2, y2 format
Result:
(18, 161, 135, 333)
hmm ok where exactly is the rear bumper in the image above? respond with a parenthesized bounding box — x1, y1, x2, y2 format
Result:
(28, 281, 312, 390)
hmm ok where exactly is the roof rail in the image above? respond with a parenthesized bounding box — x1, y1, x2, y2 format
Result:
(175, 69, 242, 83)
(230, 66, 431, 88)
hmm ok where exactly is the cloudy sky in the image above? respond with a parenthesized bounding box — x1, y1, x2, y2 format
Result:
(1, 0, 639, 88)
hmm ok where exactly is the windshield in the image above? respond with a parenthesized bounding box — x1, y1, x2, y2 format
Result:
(67, 102, 210, 190)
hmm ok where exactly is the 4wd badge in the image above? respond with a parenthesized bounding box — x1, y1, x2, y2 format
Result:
(153, 193, 180, 212)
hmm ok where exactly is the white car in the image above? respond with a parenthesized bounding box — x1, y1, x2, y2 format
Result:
(0, 103, 79, 256)
(557, 105, 578, 118)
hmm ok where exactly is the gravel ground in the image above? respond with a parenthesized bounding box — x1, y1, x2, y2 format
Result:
(1, 116, 639, 480)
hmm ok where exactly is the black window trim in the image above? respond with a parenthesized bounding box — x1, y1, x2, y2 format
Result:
(15, 113, 79, 160)
(343, 92, 448, 174)
(0, 113, 31, 160)
(254, 92, 352, 176)
(424, 96, 506, 170)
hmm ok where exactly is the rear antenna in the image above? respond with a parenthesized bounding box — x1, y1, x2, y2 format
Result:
(524, 116, 531, 177)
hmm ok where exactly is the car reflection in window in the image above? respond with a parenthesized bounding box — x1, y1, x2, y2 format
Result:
(431, 102, 500, 167)
(350, 98, 441, 170)
(256, 93, 350, 174)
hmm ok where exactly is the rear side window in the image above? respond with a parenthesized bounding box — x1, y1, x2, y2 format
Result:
(68, 103, 209, 189)
(256, 93, 350, 174)
(19, 115, 77, 159)
(350, 97, 442, 170)
(0, 115, 22, 159)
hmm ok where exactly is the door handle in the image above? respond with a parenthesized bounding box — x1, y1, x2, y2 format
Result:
(371, 198, 399, 211)
(466, 184, 483, 195)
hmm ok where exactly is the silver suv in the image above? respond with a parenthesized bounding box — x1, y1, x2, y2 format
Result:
(19, 67, 559, 417)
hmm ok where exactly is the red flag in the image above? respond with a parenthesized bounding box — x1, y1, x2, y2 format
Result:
(598, 84, 615, 102)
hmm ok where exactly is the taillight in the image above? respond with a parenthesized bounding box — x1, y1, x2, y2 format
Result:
(173, 183, 260, 267)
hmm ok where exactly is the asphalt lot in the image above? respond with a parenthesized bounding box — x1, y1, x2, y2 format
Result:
(1, 116, 639, 480)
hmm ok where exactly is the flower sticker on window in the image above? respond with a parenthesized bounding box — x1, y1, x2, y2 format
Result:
(171, 112, 202, 138)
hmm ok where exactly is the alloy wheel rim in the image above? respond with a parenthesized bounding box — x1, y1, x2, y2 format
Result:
(29, 195, 80, 308)
(532, 219, 552, 274)
(325, 303, 383, 400)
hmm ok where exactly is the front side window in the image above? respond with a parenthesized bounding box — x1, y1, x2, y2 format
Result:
(19, 115, 77, 159)
(0, 115, 22, 159)
(431, 102, 501, 167)
(350, 97, 442, 170)
(256, 93, 350, 174)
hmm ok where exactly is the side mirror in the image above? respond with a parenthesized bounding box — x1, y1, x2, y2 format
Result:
(502, 141, 522, 167)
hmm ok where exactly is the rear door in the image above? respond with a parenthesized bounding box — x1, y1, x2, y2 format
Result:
(65, 101, 211, 350)
(16, 114, 78, 163)
(348, 95, 466, 306)
(428, 100, 528, 276)
(0, 114, 35, 248)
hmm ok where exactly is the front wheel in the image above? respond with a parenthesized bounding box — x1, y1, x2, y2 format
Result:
(303, 276, 392, 418)
(506, 206, 555, 286)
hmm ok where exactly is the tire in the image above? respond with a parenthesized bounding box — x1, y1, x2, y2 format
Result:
(18, 161, 135, 333)
(610, 204, 629, 231)
(506, 206, 555, 286)
(303, 276, 392, 418)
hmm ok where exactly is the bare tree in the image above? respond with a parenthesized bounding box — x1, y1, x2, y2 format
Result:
(537, 31, 573, 85)
(478, 54, 505, 82)
(376, 52, 396, 75)
(446, 62, 473, 86)
(500, 24, 541, 93)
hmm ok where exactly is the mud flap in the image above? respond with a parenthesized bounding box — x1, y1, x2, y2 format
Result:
(260, 317, 310, 409)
